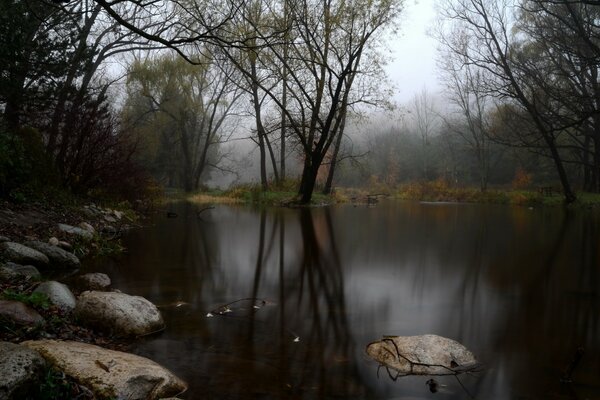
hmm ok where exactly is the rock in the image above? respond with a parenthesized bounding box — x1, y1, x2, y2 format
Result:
(79, 222, 95, 234)
(33, 281, 76, 311)
(48, 237, 59, 246)
(0, 341, 47, 400)
(22, 340, 187, 400)
(102, 225, 117, 235)
(104, 215, 117, 223)
(24, 241, 80, 269)
(57, 223, 93, 240)
(0, 262, 41, 281)
(0, 266, 17, 281)
(0, 300, 45, 326)
(75, 291, 164, 337)
(113, 210, 124, 220)
(0, 242, 49, 267)
(366, 334, 478, 376)
(57, 241, 72, 251)
(78, 273, 111, 291)
(0, 236, 9, 243)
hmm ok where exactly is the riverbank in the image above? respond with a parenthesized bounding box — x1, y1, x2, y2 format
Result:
(0, 198, 188, 399)
(186, 183, 600, 208)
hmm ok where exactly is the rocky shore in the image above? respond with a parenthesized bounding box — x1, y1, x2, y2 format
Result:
(0, 201, 186, 399)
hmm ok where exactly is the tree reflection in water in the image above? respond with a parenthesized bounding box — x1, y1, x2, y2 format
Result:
(88, 202, 600, 400)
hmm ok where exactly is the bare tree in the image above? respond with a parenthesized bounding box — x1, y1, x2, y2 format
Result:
(438, 36, 493, 191)
(411, 88, 440, 180)
(439, 0, 577, 203)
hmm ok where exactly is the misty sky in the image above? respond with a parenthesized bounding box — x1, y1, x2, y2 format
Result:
(385, 0, 440, 103)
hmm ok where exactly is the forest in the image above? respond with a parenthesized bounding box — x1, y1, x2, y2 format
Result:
(2, 0, 600, 205)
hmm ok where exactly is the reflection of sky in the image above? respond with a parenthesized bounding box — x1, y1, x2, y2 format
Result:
(385, 0, 440, 103)
(90, 202, 600, 399)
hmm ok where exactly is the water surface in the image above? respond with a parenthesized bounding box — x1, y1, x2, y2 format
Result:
(86, 201, 600, 399)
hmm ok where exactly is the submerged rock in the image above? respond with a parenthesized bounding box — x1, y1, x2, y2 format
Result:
(22, 340, 187, 400)
(366, 334, 478, 376)
(0, 341, 47, 400)
(24, 241, 80, 269)
(0, 242, 49, 267)
(75, 291, 164, 337)
(33, 281, 77, 311)
(0, 300, 45, 326)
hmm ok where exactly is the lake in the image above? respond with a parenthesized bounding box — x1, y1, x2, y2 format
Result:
(85, 201, 600, 399)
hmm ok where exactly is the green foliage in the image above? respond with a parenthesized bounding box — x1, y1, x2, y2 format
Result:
(33, 369, 76, 400)
(0, 127, 59, 200)
(1, 290, 50, 310)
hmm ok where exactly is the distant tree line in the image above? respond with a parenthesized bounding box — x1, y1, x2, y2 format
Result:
(2, 0, 599, 204)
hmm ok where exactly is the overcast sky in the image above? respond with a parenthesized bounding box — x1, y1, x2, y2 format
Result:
(385, 0, 440, 104)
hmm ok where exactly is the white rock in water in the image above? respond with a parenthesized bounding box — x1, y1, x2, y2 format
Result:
(366, 334, 478, 376)
(22, 340, 187, 400)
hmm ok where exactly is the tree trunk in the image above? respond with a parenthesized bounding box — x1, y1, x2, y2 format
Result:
(323, 124, 345, 194)
(299, 154, 320, 204)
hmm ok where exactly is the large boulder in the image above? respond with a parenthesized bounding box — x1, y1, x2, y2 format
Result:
(0, 242, 49, 267)
(366, 334, 478, 376)
(22, 340, 187, 400)
(78, 273, 111, 291)
(0, 300, 45, 326)
(24, 241, 80, 269)
(57, 223, 93, 240)
(75, 291, 164, 337)
(33, 281, 76, 311)
(0, 341, 47, 400)
(0, 262, 41, 281)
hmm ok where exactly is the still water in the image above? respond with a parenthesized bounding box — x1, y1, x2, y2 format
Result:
(86, 201, 600, 399)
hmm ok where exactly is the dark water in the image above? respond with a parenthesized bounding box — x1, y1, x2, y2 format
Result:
(85, 201, 600, 399)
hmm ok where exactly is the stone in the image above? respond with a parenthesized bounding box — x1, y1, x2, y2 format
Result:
(57, 223, 93, 240)
(57, 241, 72, 251)
(48, 237, 59, 246)
(75, 291, 164, 337)
(22, 340, 187, 400)
(79, 222, 95, 234)
(0, 236, 9, 243)
(34, 281, 76, 311)
(102, 225, 117, 235)
(24, 241, 80, 269)
(0, 300, 45, 326)
(78, 273, 111, 291)
(113, 210, 124, 220)
(0, 341, 47, 400)
(104, 215, 117, 223)
(0, 265, 17, 281)
(0, 242, 49, 267)
(0, 262, 41, 281)
(366, 334, 478, 376)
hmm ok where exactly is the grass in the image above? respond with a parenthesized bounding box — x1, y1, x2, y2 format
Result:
(188, 184, 337, 206)
(185, 180, 600, 209)
(1, 289, 51, 310)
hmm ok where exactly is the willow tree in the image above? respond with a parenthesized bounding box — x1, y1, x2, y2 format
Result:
(124, 53, 242, 191)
